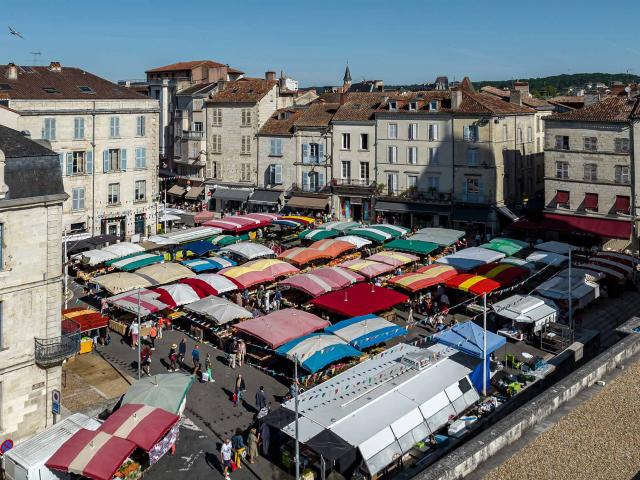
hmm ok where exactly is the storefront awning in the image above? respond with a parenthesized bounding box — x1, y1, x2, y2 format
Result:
(452, 206, 491, 223)
(167, 185, 186, 196)
(249, 189, 282, 205)
(513, 213, 631, 239)
(375, 200, 450, 215)
(287, 195, 329, 210)
(184, 186, 204, 200)
(211, 187, 252, 202)
(495, 205, 521, 221)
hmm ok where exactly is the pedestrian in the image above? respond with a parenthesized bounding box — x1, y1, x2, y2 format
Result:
(149, 323, 157, 350)
(220, 438, 233, 479)
(229, 339, 237, 369)
(141, 345, 152, 376)
(156, 316, 164, 339)
(129, 322, 139, 350)
(234, 374, 246, 407)
(231, 428, 245, 469)
(255, 386, 267, 412)
(247, 428, 258, 464)
(242, 288, 249, 306)
(256, 285, 265, 306)
(235, 290, 243, 307)
(192, 345, 201, 373)
(178, 338, 187, 369)
(263, 289, 271, 312)
(168, 344, 178, 372)
(100, 297, 108, 315)
(273, 289, 282, 311)
(259, 422, 270, 456)
(238, 339, 246, 367)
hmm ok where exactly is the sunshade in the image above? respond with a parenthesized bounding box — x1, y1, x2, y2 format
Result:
(306, 429, 354, 462)
(412, 228, 465, 246)
(106, 252, 164, 272)
(234, 309, 330, 348)
(433, 320, 506, 359)
(244, 212, 280, 223)
(204, 214, 271, 233)
(347, 227, 393, 243)
(181, 256, 237, 273)
(388, 265, 458, 292)
(211, 234, 249, 247)
(578, 263, 625, 280)
(309, 239, 355, 258)
(338, 235, 373, 249)
(159, 213, 181, 222)
(312, 266, 365, 286)
(274, 219, 305, 229)
(92, 272, 154, 295)
(135, 263, 195, 285)
(492, 295, 557, 324)
(436, 247, 506, 271)
(46, 429, 136, 480)
(185, 296, 252, 325)
(500, 257, 537, 271)
(299, 228, 339, 241)
(588, 258, 633, 274)
(326, 314, 406, 350)
(179, 240, 218, 256)
(180, 273, 237, 296)
(536, 241, 578, 255)
(279, 247, 330, 266)
(220, 259, 299, 289)
(372, 224, 410, 236)
(220, 241, 275, 260)
(107, 289, 169, 316)
(280, 267, 364, 297)
(62, 308, 109, 332)
(149, 226, 223, 245)
(594, 251, 640, 266)
(193, 210, 216, 224)
(100, 403, 179, 452)
(317, 221, 361, 232)
(339, 259, 395, 279)
(154, 283, 205, 308)
(366, 251, 419, 267)
(475, 263, 529, 286)
(445, 273, 500, 295)
(276, 334, 362, 373)
(121, 373, 195, 415)
(81, 249, 117, 266)
(311, 283, 408, 317)
(82, 242, 146, 266)
(385, 238, 439, 256)
(282, 215, 315, 225)
(480, 237, 528, 256)
(526, 251, 569, 266)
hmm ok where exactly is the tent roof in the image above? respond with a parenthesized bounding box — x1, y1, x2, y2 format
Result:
(367, 251, 420, 267)
(181, 256, 237, 273)
(154, 283, 204, 308)
(536, 241, 578, 255)
(474, 263, 529, 286)
(385, 238, 439, 255)
(326, 314, 406, 350)
(433, 321, 506, 358)
(180, 239, 218, 256)
(526, 251, 569, 266)
(107, 289, 170, 317)
(234, 309, 330, 348)
(412, 228, 465, 246)
(337, 235, 372, 249)
(389, 265, 458, 292)
(135, 262, 195, 285)
(92, 272, 154, 295)
(299, 228, 339, 241)
(480, 237, 528, 256)
(279, 247, 330, 266)
(446, 273, 501, 295)
(436, 247, 505, 271)
(276, 333, 362, 373)
(121, 373, 194, 415)
(148, 226, 222, 245)
(308, 239, 355, 258)
(492, 295, 557, 323)
(180, 273, 237, 296)
(339, 259, 395, 278)
(106, 252, 164, 271)
(184, 296, 251, 324)
(220, 241, 275, 260)
(62, 308, 109, 332)
(318, 221, 361, 232)
(311, 283, 408, 317)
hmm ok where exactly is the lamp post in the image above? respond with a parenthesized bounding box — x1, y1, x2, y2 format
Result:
(137, 289, 141, 380)
(482, 292, 487, 396)
(294, 355, 300, 480)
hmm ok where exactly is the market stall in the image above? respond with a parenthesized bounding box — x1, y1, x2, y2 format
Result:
(220, 259, 299, 289)
(179, 273, 237, 296)
(92, 272, 155, 295)
(325, 314, 406, 350)
(445, 274, 500, 296)
(82, 242, 146, 266)
(282, 215, 315, 226)
(492, 294, 558, 334)
(279, 267, 364, 297)
(593, 251, 640, 267)
(135, 263, 196, 285)
(176, 240, 219, 257)
(577, 262, 626, 281)
(219, 241, 275, 260)
(411, 228, 465, 247)
(436, 247, 506, 271)
(387, 265, 458, 293)
(311, 283, 408, 317)
(62, 308, 109, 332)
(153, 283, 205, 308)
(279, 247, 331, 267)
(299, 228, 339, 241)
(346, 225, 402, 243)
(526, 251, 569, 266)
(317, 221, 361, 232)
(276, 333, 362, 373)
(181, 256, 237, 273)
(211, 234, 250, 248)
(536, 241, 578, 255)
(366, 251, 419, 268)
(204, 214, 273, 233)
(500, 257, 538, 271)
(474, 263, 529, 286)
(535, 276, 600, 308)
(384, 238, 439, 256)
(149, 226, 222, 245)
(108, 289, 170, 316)
(338, 235, 373, 250)
(308, 239, 356, 259)
(184, 296, 252, 326)
(480, 237, 529, 256)
(338, 259, 395, 279)
(106, 252, 165, 272)
(121, 373, 194, 415)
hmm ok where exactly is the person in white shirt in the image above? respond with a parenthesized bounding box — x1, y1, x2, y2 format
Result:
(129, 322, 139, 350)
(220, 438, 233, 478)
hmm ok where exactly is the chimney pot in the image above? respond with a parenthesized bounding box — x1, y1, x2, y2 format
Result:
(451, 88, 463, 109)
(7, 62, 18, 81)
(514, 81, 529, 96)
(49, 61, 62, 72)
(265, 71, 276, 81)
(510, 90, 522, 106)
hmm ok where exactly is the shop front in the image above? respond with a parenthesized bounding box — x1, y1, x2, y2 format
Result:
(248, 188, 283, 213)
(374, 199, 450, 229)
(208, 185, 253, 213)
(339, 196, 371, 222)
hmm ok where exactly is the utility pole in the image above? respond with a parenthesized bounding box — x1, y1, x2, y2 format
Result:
(294, 356, 300, 480)
(63, 228, 68, 309)
(137, 289, 142, 380)
(163, 179, 168, 233)
(630, 116, 638, 282)
(568, 248, 573, 342)
(482, 292, 487, 396)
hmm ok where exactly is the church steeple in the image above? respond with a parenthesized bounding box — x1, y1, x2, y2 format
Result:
(342, 64, 352, 93)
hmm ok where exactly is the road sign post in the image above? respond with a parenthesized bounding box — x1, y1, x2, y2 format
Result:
(52, 389, 61, 424)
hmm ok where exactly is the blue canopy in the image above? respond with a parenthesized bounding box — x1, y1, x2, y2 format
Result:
(179, 240, 218, 256)
(181, 256, 237, 273)
(276, 333, 362, 373)
(325, 314, 406, 350)
(433, 321, 506, 359)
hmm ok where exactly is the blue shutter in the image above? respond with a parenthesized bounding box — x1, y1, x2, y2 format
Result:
(464, 126, 470, 141)
(302, 143, 309, 163)
(140, 147, 146, 168)
(103, 150, 109, 173)
(318, 172, 325, 189)
(59, 153, 65, 176)
(86, 151, 93, 174)
(120, 149, 127, 170)
(274, 164, 282, 184)
(318, 144, 324, 164)
(270, 139, 275, 156)
(66, 153, 73, 176)
(302, 172, 309, 191)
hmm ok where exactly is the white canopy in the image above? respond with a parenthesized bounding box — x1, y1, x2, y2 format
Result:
(81, 242, 146, 266)
(436, 247, 505, 271)
(536, 241, 578, 255)
(135, 263, 195, 285)
(81, 249, 117, 266)
(338, 235, 373, 249)
(184, 296, 251, 325)
(526, 251, 569, 266)
(536, 277, 600, 308)
(492, 294, 557, 330)
(557, 267, 605, 283)
(159, 213, 181, 222)
(189, 273, 237, 294)
(157, 283, 201, 306)
(220, 241, 275, 260)
(92, 272, 154, 294)
(578, 263, 625, 280)
(148, 226, 222, 245)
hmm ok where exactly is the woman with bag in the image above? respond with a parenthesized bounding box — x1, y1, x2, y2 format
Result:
(234, 374, 246, 407)
(231, 428, 245, 469)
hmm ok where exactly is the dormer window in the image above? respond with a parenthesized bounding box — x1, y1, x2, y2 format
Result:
(42, 86, 60, 94)
(409, 102, 417, 111)
(78, 85, 95, 94)
(429, 100, 438, 111)
(389, 100, 397, 111)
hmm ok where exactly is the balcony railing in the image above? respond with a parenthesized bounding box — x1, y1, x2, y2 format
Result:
(182, 130, 204, 140)
(35, 320, 80, 368)
(380, 189, 452, 202)
(334, 178, 374, 187)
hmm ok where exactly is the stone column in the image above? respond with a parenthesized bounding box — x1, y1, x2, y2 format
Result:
(0, 149, 9, 199)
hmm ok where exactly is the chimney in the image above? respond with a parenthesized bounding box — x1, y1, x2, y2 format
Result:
(49, 61, 62, 72)
(510, 90, 522, 106)
(217, 79, 227, 92)
(451, 87, 463, 109)
(340, 92, 346, 105)
(265, 71, 276, 81)
(7, 62, 18, 81)
(0, 149, 8, 200)
(584, 91, 601, 106)
(514, 81, 529, 96)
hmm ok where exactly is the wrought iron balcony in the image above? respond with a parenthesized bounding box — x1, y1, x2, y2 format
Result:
(35, 320, 80, 368)
(334, 178, 374, 187)
(182, 130, 204, 140)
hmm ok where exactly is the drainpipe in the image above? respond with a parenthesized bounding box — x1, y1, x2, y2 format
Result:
(450, 116, 455, 228)
(630, 118, 638, 273)
(91, 101, 96, 236)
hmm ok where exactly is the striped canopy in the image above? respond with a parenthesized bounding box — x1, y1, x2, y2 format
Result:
(339, 259, 395, 279)
(388, 265, 458, 292)
(107, 289, 169, 317)
(180, 273, 237, 296)
(276, 333, 361, 373)
(298, 228, 339, 241)
(385, 238, 439, 256)
(204, 214, 272, 233)
(346, 225, 402, 243)
(475, 263, 529, 286)
(338, 235, 373, 249)
(181, 256, 237, 273)
(211, 234, 249, 247)
(184, 296, 252, 325)
(480, 237, 529, 256)
(326, 314, 406, 350)
(220, 242, 275, 260)
(309, 239, 356, 258)
(154, 283, 205, 308)
(220, 259, 299, 289)
(317, 221, 361, 232)
(279, 247, 329, 266)
(282, 215, 315, 225)
(367, 251, 419, 267)
(274, 219, 306, 229)
(446, 273, 500, 295)
(280, 267, 364, 297)
(105, 252, 164, 272)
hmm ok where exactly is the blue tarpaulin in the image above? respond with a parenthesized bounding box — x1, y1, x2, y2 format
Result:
(181, 256, 237, 273)
(325, 314, 406, 350)
(179, 240, 218, 256)
(276, 333, 362, 373)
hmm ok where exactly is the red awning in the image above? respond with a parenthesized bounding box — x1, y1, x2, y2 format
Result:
(234, 309, 330, 348)
(446, 273, 500, 295)
(194, 210, 216, 224)
(555, 191, 569, 203)
(512, 213, 631, 239)
(584, 193, 598, 210)
(62, 308, 109, 332)
(615, 196, 630, 214)
(311, 283, 408, 317)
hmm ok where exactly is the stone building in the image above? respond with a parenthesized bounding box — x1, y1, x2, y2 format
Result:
(0, 62, 159, 239)
(0, 125, 70, 444)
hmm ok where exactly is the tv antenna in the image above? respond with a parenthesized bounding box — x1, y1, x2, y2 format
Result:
(30, 51, 41, 65)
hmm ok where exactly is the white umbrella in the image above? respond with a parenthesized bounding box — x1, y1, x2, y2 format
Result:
(220, 242, 275, 260)
(185, 296, 252, 325)
(338, 235, 372, 249)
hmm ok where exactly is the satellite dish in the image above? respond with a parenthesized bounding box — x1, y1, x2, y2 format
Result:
(625, 86, 631, 93)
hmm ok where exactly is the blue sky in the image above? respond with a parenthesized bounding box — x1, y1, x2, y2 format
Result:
(2, 0, 639, 86)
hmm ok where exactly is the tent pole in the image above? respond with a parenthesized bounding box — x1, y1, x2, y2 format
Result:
(137, 289, 141, 380)
(568, 248, 573, 343)
(295, 356, 300, 480)
(482, 292, 487, 397)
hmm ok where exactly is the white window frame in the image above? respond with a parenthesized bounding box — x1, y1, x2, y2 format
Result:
(527, 126, 533, 143)
(429, 147, 439, 165)
(241, 163, 252, 181)
(556, 161, 569, 179)
(388, 145, 398, 164)
(583, 136, 598, 151)
(212, 134, 222, 154)
(43, 117, 56, 140)
(212, 108, 222, 126)
(341, 160, 351, 180)
(110, 116, 120, 138)
(241, 108, 252, 126)
(134, 180, 146, 202)
(408, 146, 418, 164)
(583, 163, 597, 181)
(360, 162, 370, 183)
(341, 133, 351, 150)
(409, 123, 418, 140)
(74, 117, 85, 140)
(72, 187, 85, 211)
(241, 135, 251, 154)
(428, 124, 438, 141)
(615, 165, 630, 184)
(270, 138, 283, 156)
(407, 174, 418, 189)
(136, 115, 146, 137)
(388, 123, 398, 139)
(135, 147, 147, 169)
(108, 183, 120, 205)
(502, 124, 508, 141)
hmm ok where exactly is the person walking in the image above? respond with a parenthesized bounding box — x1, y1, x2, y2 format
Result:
(231, 428, 245, 469)
(149, 323, 158, 350)
(129, 322, 139, 350)
(220, 438, 233, 479)
(255, 386, 267, 412)
(259, 422, 270, 457)
(242, 289, 249, 306)
(237, 339, 246, 367)
(141, 345, 152, 376)
(168, 343, 178, 372)
(247, 428, 258, 464)
(178, 338, 187, 369)
(234, 374, 246, 407)
(273, 289, 282, 311)
(192, 345, 201, 373)
(156, 316, 164, 339)
(263, 289, 271, 312)
(256, 285, 265, 308)
(229, 339, 237, 369)
(205, 352, 214, 382)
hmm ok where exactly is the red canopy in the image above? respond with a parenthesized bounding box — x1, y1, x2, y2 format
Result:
(311, 283, 408, 317)
(474, 263, 529, 286)
(204, 215, 271, 233)
(446, 273, 500, 295)
(194, 210, 216, 224)
(99, 403, 179, 452)
(234, 309, 330, 348)
(309, 239, 355, 258)
(62, 308, 109, 332)
(513, 213, 631, 239)
(46, 429, 136, 480)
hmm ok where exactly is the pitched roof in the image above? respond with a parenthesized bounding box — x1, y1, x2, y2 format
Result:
(333, 92, 388, 121)
(146, 60, 227, 73)
(294, 102, 339, 127)
(548, 95, 585, 106)
(208, 78, 277, 103)
(456, 91, 536, 115)
(227, 67, 245, 74)
(177, 82, 217, 96)
(0, 65, 148, 101)
(460, 76, 475, 92)
(258, 108, 304, 136)
(480, 85, 552, 108)
(547, 95, 638, 123)
(374, 91, 452, 114)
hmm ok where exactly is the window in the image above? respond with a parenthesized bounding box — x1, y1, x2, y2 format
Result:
(428, 124, 438, 141)
(584, 193, 598, 211)
(429, 147, 439, 165)
(193, 121, 203, 132)
(615, 138, 630, 153)
(408, 102, 417, 111)
(241, 108, 252, 126)
(527, 126, 533, 143)
(302, 143, 324, 163)
(241, 135, 251, 154)
(103, 148, 126, 172)
(134, 214, 145, 235)
(341, 161, 351, 180)
(408, 146, 418, 164)
(270, 164, 283, 184)
(136, 115, 146, 136)
(341, 133, 351, 150)
(583, 163, 597, 181)
(108, 183, 120, 204)
(241, 163, 251, 181)
(467, 148, 478, 166)
(78, 85, 94, 94)
(463, 125, 478, 142)
(110, 117, 120, 137)
(429, 100, 438, 111)
(270, 138, 283, 156)
(615, 195, 631, 214)
(360, 133, 369, 150)
(388, 146, 398, 163)
(555, 161, 569, 179)
(388, 123, 398, 139)
(207, 161, 219, 179)
(427, 176, 440, 191)
(583, 137, 597, 151)
(388, 101, 397, 111)
(555, 135, 569, 150)
(303, 172, 324, 192)
(615, 165, 630, 184)
(134, 180, 146, 202)
(68, 151, 86, 174)
(360, 162, 370, 183)
(71, 187, 85, 211)
(0, 224, 3, 270)
(211, 134, 222, 154)
(387, 173, 398, 195)
(407, 175, 418, 189)
(43, 118, 56, 140)
(556, 190, 570, 208)
(408, 123, 418, 140)
(503, 124, 508, 141)
(74, 117, 85, 139)
(211, 108, 222, 126)
(465, 178, 481, 197)
(517, 128, 523, 143)
(135, 147, 147, 168)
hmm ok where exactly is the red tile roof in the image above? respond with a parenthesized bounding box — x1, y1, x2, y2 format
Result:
(480, 85, 551, 108)
(258, 108, 304, 136)
(207, 78, 278, 103)
(293, 102, 339, 127)
(146, 60, 227, 73)
(548, 95, 638, 122)
(456, 91, 536, 115)
(0, 65, 148, 100)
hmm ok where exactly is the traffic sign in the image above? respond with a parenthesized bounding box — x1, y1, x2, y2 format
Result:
(52, 389, 61, 415)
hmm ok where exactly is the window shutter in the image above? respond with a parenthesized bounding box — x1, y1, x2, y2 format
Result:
(318, 144, 324, 163)
(275, 164, 282, 184)
(120, 149, 127, 170)
(478, 178, 484, 195)
(302, 172, 310, 191)
(270, 139, 275, 155)
(318, 172, 325, 188)
(103, 150, 109, 172)
(464, 126, 470, 141)
(59, 153, 65, 176)
(66, 152, 73, 176)
(302, 143, 309, 163)
(86, 151, 93, 174)
(433, 124, 438, 140)
(464, 180, 468, 195)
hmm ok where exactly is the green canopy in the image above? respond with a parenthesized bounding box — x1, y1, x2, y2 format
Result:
(317, 221, 361, 232)
(411, 228, 465, 247)
(386, 238, 439, 255)
(211, 233, 249, 247)
(121, 373, 194, 415)
(105, 252, 165, 272)
(346, 227, 389, 243)
(481, 237, 529, 256)
(299, 229, 339, 241)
